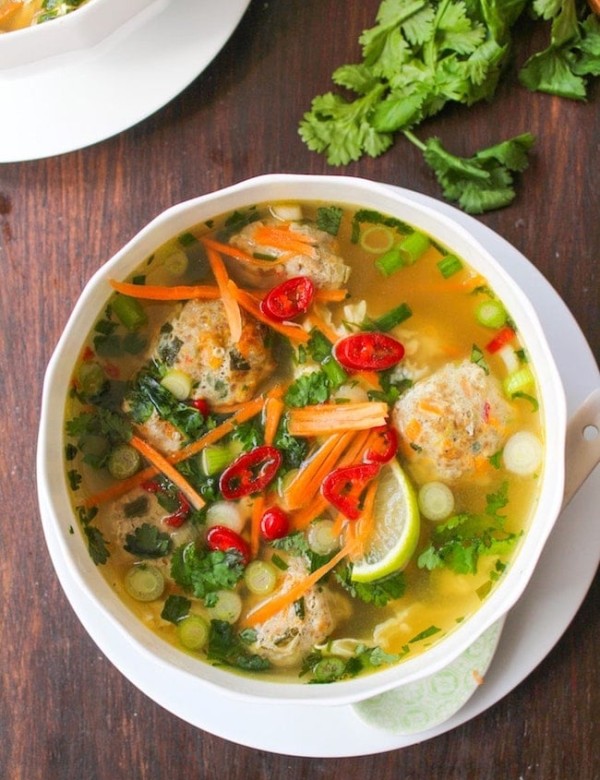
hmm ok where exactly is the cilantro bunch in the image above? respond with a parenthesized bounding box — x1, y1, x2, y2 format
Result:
(299, 0, 599, 213)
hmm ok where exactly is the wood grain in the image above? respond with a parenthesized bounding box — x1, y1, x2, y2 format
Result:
(0, 3, 598, 778)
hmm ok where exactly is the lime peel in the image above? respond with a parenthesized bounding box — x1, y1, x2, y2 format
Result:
(351, 460, 420, 583)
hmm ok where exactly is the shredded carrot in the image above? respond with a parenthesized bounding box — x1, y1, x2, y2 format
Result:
(109, 279, 220, 301)
(83, 397, 265, 507)
(354, 371, 381, 389)
(314, 288, 349, 303)
(348, 479, 378, 560)
(251, 224, 318, 258)
(244, 543, 354, 627)
(228, 282, 310, 343)
(307, 308, 340, 345)
(201, 237, 289, 268)
(250, 495, 265, 558)
(205, 247, 243, 342)
(284, 431, 354, 511)
(289, 428, 372, 529)
(331, 511, 347, 538)
(287, 402, 388, 437)
(129, 435, 205, 510)
(263, 396, 285, 446)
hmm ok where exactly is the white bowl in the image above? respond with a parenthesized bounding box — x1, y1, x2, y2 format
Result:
(37, 174, 568, 707)
(0, 0, 154, 70)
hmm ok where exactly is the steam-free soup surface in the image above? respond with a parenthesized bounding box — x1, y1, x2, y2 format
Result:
(0, 0, 88, 33)
(64, 200, 544, 684)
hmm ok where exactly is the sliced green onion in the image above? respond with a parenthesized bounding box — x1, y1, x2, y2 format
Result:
(398, 231, 430, 265)
(307, 518, 339, 556)
(124, 564, 164, 602)
(418, 481, 455, 522)
(359, 225, 395, 254)
(205, 500, 246, 533)
(368, 302, 412, 332)
(244, 560, 278, 596)
(177, 613, 210, 651)
(321, 355, 348, 389)
(207, 590, 242, 623)
(503, 366, 535, 397)
(375, 246, 403, 277)
(164, 249, 189, 277)
(200, 440, 243, 476)
(111, 294, 148, 331)
(107, 443, 142, 480)
(476, 299, 507, 329)
(77, 362, 106, 398)
(437, 254, 463, 278)
(160, 369, 193, 400)
(503, 431, 543, 475)
(313, 656, 346, 682)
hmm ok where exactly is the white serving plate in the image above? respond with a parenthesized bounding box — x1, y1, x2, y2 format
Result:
(37, 187, 600, 756)
(0, 0, 251, 161)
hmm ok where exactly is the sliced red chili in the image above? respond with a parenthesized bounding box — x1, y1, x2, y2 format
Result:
(141, 479, 191, 528)
(321, 462, 380, 520)
(190, 398, 210, 416)
(219, 445, 283, 500)
(260, 276, 315, 321)
(485, 326, 515, 354)
(333, 332, 404, 372)
(364, 425, 399, 464)
(206, 525, 251, 564)
(260, 506, 290, 541)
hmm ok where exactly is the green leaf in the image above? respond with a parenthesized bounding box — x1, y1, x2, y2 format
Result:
(161, 594, 191, 624)
(124, 523, 172, 559)
(207, 620, 271, 671)
(170, 543, 245, 601)
(519, 47, 587, 99)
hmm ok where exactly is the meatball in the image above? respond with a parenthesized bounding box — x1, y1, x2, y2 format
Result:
(392, 360, 511, 482)
(249, 557, 350, 668)
(130, 299, 275, 452)
(228, 219, 350, 290)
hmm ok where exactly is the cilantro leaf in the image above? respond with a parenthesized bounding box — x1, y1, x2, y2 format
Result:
(284, 370, 331, 407)
(83, 525, 110, 565)
(335, 564, 406, 606)
(170, 542, 245, 601)
(161, 594, 191, 624)
(207, 620, 271, 671)
(405, 129, 535, 213)
(124, 523, 172, 558)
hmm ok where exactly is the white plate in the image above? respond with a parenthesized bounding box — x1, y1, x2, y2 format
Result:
(38, 189, 600, 757)
(0, 0, 251, 162)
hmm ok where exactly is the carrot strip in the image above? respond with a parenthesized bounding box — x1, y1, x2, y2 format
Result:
(287, 402, 388, 437)
(83, 397, 265, 507)
(201, 237, 289, 268)
(109, 279, 220, 300)
(129, 435, 205, 510)
(314, 288, 349, 303)
(263, 396, 285, 446)
(250, 495, 265, 558)
(244, 543, 354, 627)
(205, 247, 243, 342)
(228, 282, 310, 343)
(307, 308, 340, 345)
(285, 432, 350, 511)
(348, 479, 378, 560)
(289, 428, 372, 529)
(251, 225, 318, 257)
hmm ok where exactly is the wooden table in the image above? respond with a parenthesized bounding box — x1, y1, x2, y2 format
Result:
(1, 2, 598, 778)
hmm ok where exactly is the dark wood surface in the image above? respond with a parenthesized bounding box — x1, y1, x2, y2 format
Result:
(1, 3, 598, 778)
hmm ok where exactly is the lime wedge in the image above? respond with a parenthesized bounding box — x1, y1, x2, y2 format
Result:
(351, 460, 420, 583)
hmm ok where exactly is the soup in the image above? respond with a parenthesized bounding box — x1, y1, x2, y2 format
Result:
(64, 201, 544, 684)
(0, 0, 88, 33)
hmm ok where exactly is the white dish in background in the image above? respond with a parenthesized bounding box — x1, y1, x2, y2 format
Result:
(0, 0, 251, 162)
(37, 188, 599, 757)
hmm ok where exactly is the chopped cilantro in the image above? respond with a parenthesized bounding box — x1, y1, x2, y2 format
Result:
(284, 371, 331, 407)
(83, 525, 110, 565)
(335, 564, 406, 607)
(170, 543, 245, 602)
(409, 625, 441, 643)
(124, 523, 172, 559)
(207, 620, 271, 671)
(316, 205, 343, 236)
(161, 594, 192, 624)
